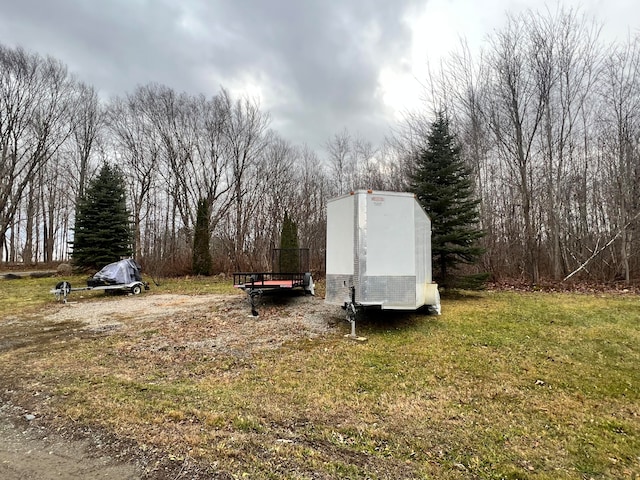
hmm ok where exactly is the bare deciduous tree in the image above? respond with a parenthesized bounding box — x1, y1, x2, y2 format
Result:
(597, 35, 640, 283)
(0, 46, 76, 262)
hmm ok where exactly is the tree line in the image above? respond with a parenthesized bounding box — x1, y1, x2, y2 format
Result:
(398, 8, 640, 284)
(2, 6, 640, 284)
(0, 45, 401, 277)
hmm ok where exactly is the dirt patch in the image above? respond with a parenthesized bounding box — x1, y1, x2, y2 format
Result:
(0, 291, 345, 478)
(0, 402, 141, 480)
(43, 292, 343, 355)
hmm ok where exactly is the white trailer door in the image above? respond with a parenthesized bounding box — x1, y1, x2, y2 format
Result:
(366, 194, 415, 276)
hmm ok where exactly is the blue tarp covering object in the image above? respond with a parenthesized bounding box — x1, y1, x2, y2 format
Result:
(88, 259, 142, 286)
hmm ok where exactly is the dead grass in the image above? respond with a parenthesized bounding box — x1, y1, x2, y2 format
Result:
(0, 278, 639, 479)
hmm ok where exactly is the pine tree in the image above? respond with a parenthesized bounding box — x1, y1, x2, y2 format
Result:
(71, 163, 132, 269)
(279, 212, 300, 272)
(192, 198, 212, 275)
(409, 110, 484, 287)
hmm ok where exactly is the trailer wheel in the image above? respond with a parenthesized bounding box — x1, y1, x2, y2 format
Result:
(131, 284, 142, 295)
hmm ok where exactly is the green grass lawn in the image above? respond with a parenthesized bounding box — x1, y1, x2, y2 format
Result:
(0, 277, 638, 479)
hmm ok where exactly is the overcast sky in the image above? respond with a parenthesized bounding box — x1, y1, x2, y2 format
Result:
(1, 0, 638, 151)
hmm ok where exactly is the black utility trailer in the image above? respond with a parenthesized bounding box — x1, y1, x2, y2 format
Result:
(233, 248, 315, 316)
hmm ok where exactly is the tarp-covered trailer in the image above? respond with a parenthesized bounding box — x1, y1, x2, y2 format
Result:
(325, 190, 440, 334)
(51, 259, 149, 302)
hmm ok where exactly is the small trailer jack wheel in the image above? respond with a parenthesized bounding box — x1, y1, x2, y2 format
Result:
(54, 281, 72, 303)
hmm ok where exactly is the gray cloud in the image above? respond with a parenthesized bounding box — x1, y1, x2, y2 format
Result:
(0, 0, 420, 149)
(200, 1, 417, 146)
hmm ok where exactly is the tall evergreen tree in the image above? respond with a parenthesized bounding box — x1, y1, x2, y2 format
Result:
(72, 163, 132, 269)
(192, 198, 213, 275)
(279, 212, 300, 272)
(409, 110, 484, 287)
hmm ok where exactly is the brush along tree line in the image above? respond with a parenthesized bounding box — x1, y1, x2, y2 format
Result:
(4, 8, 640, 284)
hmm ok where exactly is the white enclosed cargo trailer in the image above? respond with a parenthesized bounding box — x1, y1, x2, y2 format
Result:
(325, 190, 440, 317)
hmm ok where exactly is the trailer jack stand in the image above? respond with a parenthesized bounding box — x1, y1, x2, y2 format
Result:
(249, 289, 262, 317)
(343, 287, 367, 342)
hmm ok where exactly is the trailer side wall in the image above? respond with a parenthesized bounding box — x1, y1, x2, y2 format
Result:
(326, 196, 354, 275)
